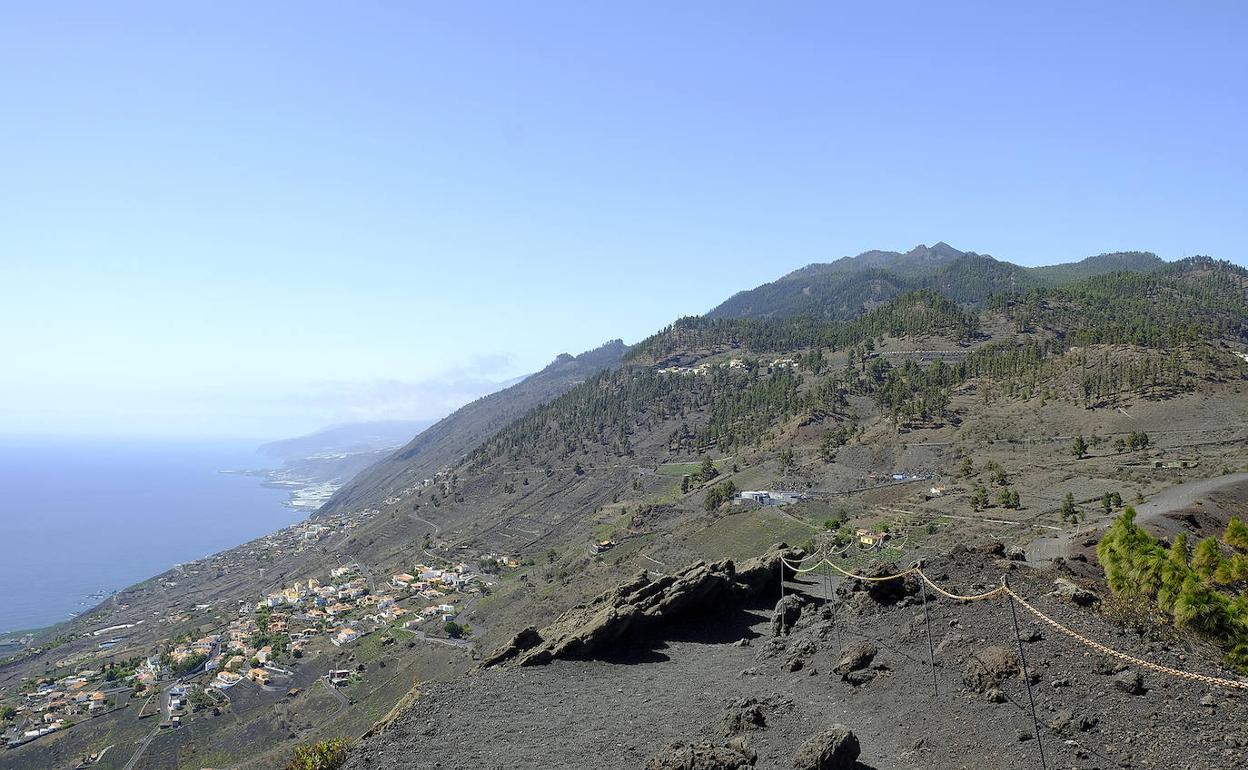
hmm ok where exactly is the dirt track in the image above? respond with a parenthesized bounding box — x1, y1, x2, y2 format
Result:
(1025, 472, 1248, 564)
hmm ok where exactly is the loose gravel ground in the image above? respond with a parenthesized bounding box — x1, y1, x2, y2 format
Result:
(346, 549, 1247, 770)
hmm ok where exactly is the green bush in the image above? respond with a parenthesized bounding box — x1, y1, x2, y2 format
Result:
(704, 480, 738, 511)
(1098, 508, 1248, 671)
(286, 739, 349, 770)
(1226, 517, 1248, 553)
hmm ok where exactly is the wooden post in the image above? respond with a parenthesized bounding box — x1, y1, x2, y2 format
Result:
(1005, 575, 1047, 770)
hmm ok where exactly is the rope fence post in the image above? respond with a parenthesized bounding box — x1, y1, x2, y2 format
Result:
(832, 583, 840, 648)
(1004, 574, 1047, 770)
(919, 565, 938, 697)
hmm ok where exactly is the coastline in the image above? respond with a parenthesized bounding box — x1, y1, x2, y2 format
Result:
(0, 437, 299, 636)
(221, 467, 343, 511)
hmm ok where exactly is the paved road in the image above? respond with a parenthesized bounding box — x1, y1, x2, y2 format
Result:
(121, 727, 158, 770)
(120, 645, 218, 770)
(121, 682, 176, 770)
(410, 512, 441, 536)
(1025, 472, 1248, 563)
(319, 675, 350, 713)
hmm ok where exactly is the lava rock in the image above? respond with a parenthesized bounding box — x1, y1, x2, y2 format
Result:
(792, 725, 860, 770)
(771, 595, 807, 637)
(963, 646, 1021, 693)
(1052, 578, 1097, 607)
(1048, 709, 1074, 731)
(833, 641, 878, 675)
(492, 545, 803, 667)
(723, 698, 767, 736)
(645, 740, 757, 770)
(836, 561, 919, 605)
(480, 626, 543, 667)
(1114, 669, 1145, 695)
(755, 638, 788, 660)
(978, 542, 1006, 558)
(842, 669, 877, 687)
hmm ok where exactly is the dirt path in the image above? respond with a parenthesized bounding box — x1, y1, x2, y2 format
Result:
(1025, 472, 1248, 564)
(1128, 472, 1248, 527)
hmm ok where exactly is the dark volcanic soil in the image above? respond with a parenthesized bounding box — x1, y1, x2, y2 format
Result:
(344, 550, 1247, 770)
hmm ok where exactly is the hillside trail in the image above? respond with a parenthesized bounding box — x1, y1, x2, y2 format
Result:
(1025, 471, 1248, 564)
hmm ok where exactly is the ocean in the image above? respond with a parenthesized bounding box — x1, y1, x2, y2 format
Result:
(0, 436, 300, 634)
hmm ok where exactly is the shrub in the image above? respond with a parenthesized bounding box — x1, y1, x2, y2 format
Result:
(286, 739, 349, 770)
(1098, 508, 1248, 671)
(1226, 517, 1248, 553)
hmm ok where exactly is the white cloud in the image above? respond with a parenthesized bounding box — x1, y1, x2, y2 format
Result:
(272, 352, 524, 426)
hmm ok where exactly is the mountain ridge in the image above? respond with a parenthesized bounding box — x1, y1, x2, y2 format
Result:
(707, 244, 1168, 321)
(316, 339, 628, 516)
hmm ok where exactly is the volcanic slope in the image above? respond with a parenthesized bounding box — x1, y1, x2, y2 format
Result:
(6, 252, 1246, 770)
(336, 256, 1248, 653)
(346, 545, 1248, 770)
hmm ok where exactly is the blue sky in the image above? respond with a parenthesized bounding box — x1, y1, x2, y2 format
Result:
(2, 2, 1246, 439)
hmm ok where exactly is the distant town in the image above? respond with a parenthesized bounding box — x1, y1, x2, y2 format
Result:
(0, 507, 508, 759)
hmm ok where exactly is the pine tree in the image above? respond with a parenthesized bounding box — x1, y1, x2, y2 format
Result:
(1158, 533, 1190, 613)
(1192, 537, 1223, 579)
(1226, 517, 1248, 553)
(971, 484, 989, 511)
(1071, 435, 1088, 459)
(1060, 492, 1078, 522)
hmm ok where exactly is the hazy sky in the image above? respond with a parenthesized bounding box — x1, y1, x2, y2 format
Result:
(2, 2, 1246, 439)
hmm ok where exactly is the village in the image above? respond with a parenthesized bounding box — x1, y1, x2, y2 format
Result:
(208, 553, 501, 693)
(0, 505, 508, 754)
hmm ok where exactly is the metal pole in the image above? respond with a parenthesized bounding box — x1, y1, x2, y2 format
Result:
(779, 558, 785, 602)
(830, 558, 840, 648)
(920, 574, 938, 697)
(1004, 575, 1047, 770)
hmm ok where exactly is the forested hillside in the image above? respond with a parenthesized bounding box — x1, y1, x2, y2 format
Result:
(464, 258, 1243, 474)
(336, 253, 1248, 523)
(707, 243, 1174, 321)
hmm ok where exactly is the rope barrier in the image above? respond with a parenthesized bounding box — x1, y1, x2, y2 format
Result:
(1004, 589, 1248, 690)
(781, 556, 835, 574)
(800, 558, 1248, 690)
(780, 542, 852, 570)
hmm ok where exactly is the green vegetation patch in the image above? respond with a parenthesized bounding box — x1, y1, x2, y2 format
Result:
(684, 509, 814, 562)
(1098, 509, 1248, 671)
(286, 738, 349, 770)
(657, 458, 731, 477)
